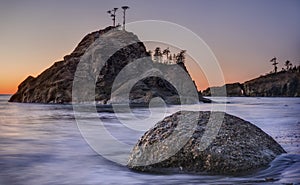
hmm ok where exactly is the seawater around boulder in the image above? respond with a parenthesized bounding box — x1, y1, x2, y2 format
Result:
(127, 111, 286, 175)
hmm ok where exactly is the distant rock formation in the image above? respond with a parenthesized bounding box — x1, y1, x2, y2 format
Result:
(202, 83, 244, 97)
(243, 71, 300, 97)
(9, 26, 207, 104)
(127, 111, 286, 174)
(202, 71, 300, 97)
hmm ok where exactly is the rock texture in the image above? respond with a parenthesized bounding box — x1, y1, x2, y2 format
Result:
(107, 60, 202, 105)
(9, 26, 116, 103)
(9, 26, 206, 104)
(202, 71, 300, 97)
(127, 111, 286, 174)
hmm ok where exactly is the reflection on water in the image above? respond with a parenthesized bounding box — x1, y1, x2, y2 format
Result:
(0, 95, 299, 184)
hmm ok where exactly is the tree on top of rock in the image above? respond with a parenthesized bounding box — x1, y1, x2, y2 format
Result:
(121, 6, 129, 30)
(153, 47, 162, 63)
(162, 48, 170, 63)
(285, 60, 293, 71)
(270, 57, 278, 73)
(107, 8, 118, 27)
(176, 50, 186, 64)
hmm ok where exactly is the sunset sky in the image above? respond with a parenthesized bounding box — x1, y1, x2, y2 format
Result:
(0, 0, 299, 94)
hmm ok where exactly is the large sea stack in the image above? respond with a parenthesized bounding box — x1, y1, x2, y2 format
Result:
(9, 26, 207, 104)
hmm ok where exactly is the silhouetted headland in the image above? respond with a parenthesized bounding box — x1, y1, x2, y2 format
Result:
(202, 70, 300, 97)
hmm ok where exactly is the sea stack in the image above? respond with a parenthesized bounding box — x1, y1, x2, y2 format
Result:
(9, 26, 208, 105)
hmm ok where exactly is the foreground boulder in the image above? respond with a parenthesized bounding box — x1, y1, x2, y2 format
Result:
(127, 111, 286, 174)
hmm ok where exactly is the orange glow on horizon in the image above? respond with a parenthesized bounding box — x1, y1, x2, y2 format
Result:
(0, 53, 260, 95)
(0, 85, 17, 95)
(0, 73, 255, 94)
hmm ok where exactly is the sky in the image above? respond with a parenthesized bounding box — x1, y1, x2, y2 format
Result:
(0, 0, 300, 94)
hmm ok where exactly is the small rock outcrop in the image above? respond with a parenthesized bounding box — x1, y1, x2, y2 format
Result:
(9, 26, 206, 104)
(127, 111, 285, 174)
(202, 71, 300, 97)
(202, 83, 244, 97)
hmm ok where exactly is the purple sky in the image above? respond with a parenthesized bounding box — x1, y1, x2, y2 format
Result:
(0, 0, 299, 93)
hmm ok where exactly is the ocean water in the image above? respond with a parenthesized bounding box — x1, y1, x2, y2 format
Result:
(0, 95, 299, 184)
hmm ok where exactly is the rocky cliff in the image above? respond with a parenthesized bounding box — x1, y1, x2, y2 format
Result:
(202, 71, 300, 97)
(243, 71, 300, 97)
(9, 26, 205, 104)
